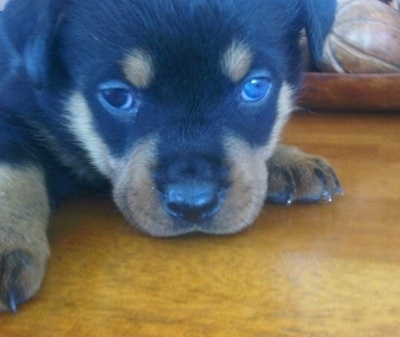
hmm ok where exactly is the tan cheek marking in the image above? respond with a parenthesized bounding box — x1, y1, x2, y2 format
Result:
(264, 81, 295, 158)
(113, 136, 177, 237)
(123, 49, 154, 89)
(212, 136, 268, 233)
(65, 93, 118, 178)
(221, 40, 253, 83)
(212, 83, 294, 233)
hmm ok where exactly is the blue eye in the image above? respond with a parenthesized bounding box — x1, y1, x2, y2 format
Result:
(241, 77, 271, 102)
(97, 81, 140, 117)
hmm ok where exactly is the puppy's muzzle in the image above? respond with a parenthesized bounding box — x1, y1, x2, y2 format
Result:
(154, 155, 229, 224)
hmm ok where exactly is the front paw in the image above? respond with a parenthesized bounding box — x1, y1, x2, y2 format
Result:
(266, 145, 343, 204)
(0, 234, 49, 313)
(0, 164, 51, 312)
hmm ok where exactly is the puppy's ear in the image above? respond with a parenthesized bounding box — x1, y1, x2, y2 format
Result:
(300, 0, 336, 64)
(2, 0, 68, 88)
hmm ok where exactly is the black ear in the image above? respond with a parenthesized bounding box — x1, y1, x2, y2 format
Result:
(2, 0, 68, 88)
(300, 0, 336, 64)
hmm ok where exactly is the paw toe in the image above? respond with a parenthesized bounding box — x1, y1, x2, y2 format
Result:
(296, 161, 343, 203)
(0, 250, 37, 312)
(266, 166, 295, 204)
(266, 150, 343, 205)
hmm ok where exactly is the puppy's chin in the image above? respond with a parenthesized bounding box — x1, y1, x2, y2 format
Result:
(112, 136, 270, 237)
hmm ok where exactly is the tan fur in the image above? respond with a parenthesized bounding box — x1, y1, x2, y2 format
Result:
(272, 83, 295, 145)
(221, 40, 253, 83)
(214, 136, 269, 233)
(211, 83, 295, 232)
(65, 93, 119, 179)
(112, 82, 296, 236)
(113, 134, 269, 236)
(112, 135, 177, 236)
(0, 164, 50, 311)
(267, 144, 340, 203)
(123, 49, 154, 89)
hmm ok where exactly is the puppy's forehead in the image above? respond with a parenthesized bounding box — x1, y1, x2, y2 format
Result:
(122, 49, 154, 89)
(122, 40, 253, 90)
(221, 40, 253, 83)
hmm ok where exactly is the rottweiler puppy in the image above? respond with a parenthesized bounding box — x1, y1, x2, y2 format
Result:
(0, 0, 340, 312)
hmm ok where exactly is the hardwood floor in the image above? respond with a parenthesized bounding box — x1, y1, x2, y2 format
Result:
(2, 111, 400, 337)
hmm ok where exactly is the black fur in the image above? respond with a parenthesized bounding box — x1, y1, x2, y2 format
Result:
(0, 0, 338, 312)
(0, 0, 336, 202)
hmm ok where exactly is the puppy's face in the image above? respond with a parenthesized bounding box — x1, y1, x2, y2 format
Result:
(57, 0, 300, 236)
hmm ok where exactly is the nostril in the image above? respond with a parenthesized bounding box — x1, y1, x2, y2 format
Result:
(164, 183, 221, 223)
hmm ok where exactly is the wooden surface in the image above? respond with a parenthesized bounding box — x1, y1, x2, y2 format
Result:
(299, 73, 400, 112)
(1, 111, 400, 337)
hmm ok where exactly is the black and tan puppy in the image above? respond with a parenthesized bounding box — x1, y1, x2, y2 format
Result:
(0, 0, 340, 312)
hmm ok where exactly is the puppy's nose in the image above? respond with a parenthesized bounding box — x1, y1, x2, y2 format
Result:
(164, 183, 220, 223)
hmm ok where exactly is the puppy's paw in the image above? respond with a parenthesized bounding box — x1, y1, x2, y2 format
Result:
(266, 144, 343, 204)
(0, 236, 49, 313)
(0, 164, 51, 313)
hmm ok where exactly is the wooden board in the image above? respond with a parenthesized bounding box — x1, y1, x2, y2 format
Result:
(2, 111, 400, 337)
(299, 73, 400, 112)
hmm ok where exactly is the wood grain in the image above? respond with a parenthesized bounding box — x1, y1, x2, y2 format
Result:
(1, 111, 400, 337)
(299, 73, 400, 112)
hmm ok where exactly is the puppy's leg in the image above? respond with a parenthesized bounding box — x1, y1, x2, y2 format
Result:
(0, 163, 50, 312)
(266, 144, 343, 204)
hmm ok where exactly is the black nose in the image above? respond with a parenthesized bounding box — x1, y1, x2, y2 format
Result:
(164, 183, 221, 223)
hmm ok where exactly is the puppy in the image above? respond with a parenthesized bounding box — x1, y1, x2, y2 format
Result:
(0, 0, 340, 312)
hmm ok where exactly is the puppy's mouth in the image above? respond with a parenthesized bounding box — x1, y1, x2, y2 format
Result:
(112, 136, 269, 237)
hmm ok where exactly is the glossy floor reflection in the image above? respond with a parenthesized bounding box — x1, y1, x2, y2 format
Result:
(2, 111, 400, 337)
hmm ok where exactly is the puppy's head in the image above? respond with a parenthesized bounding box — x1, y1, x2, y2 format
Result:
(3, 0, 336, 236)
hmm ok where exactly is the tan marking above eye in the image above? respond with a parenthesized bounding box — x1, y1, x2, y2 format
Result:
(122, 49, 154, 89)
(221, 40, 253, 83)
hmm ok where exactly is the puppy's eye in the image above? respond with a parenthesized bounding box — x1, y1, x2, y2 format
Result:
(97, 81, 139, 116)
(102, 88, 133, 110)
(241, 77, 271, 102)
